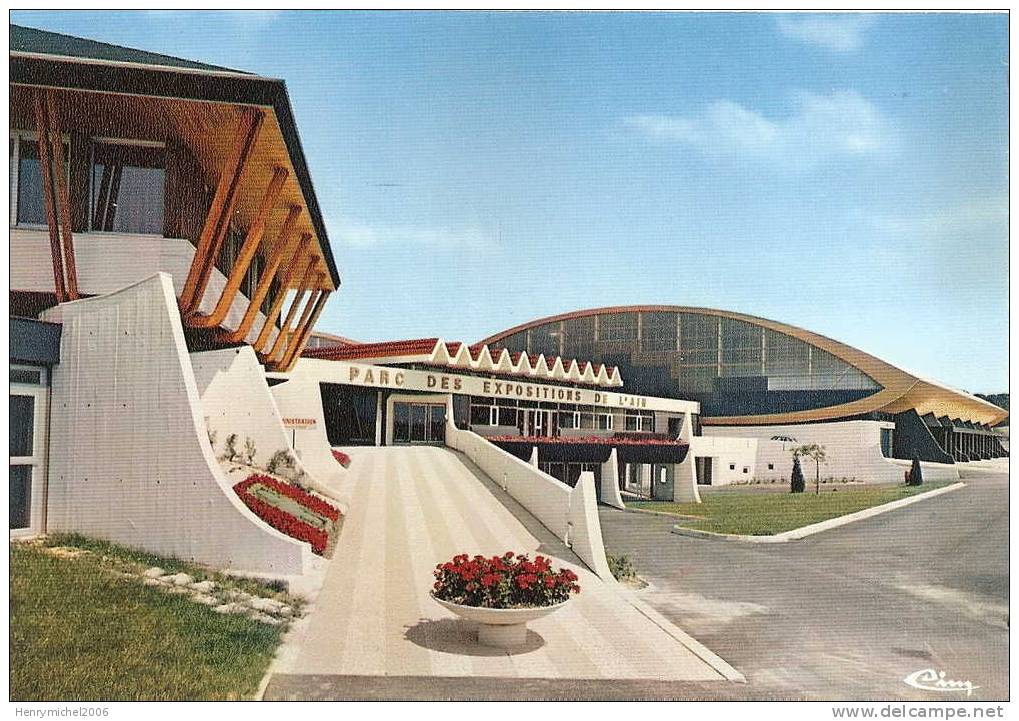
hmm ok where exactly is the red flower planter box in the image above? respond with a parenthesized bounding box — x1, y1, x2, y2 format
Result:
(233, 474, 341, 555)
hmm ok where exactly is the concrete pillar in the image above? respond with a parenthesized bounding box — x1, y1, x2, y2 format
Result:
(599, 448, 624, 509)
(529, 446, 539, 467)
(672, 456, 701, 503)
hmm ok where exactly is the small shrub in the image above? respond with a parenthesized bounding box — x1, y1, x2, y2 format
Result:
(224, 433, 240, 462)
(908, 452, 924, 486)
(244, 437, 257, 465)
(790, 455, 805, 493)
(267, 449, 291, 475)
(607, 553, 637, 581)
(267, 448, 307, 486)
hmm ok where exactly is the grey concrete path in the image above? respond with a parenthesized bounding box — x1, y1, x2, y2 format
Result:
(598, 464, 1009, 701)
(269, 446, 732, 695)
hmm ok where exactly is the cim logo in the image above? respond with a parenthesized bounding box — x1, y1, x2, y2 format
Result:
(903, 669, 979, 697)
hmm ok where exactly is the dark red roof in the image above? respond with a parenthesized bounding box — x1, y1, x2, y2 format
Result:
(303, 337, 438, 361)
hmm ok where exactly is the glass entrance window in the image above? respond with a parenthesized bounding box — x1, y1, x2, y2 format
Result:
(392, 402, 446, 445)
(410, 405, 428, 442)
(429, 405, 445, 443)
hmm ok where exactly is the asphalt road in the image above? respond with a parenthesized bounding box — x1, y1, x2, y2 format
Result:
(599, 467, 1009, 701)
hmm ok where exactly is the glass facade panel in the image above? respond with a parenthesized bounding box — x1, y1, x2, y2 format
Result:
(491, 310, 881, 417)
(528, 323, 560, 357)
(562, 316, 595, 358)
(597, 313, 638, 342)
(640, 312, 677, 352)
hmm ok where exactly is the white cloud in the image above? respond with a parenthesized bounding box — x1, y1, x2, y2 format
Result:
(867, 198, 1008, 239)
(331, 217, 495, 250)
(776, 13, 875, 53)
(624, 90, 892, 168)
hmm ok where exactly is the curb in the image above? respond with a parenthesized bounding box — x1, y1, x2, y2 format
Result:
(670, 482, 967, 543)
(623, 506, 706, 522)
(611, 581, 747, 683)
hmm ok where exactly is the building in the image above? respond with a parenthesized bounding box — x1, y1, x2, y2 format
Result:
(478, 305, 1008, 485)
(10, 25, 340, 573)
(10, 26, 1006, 581)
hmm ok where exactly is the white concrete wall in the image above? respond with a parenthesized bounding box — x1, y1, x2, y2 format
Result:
(12, 229, 279, 347)
(191, 346, 324, 488)
(268, 376, 348, 498)
(688, 435, 761, 486)
(703, 421, 959, 484)
(444, 415, 613, 580)
(42, 274, 308, 574)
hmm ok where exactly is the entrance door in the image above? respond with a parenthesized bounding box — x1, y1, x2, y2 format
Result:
(393, 402, 446, 445)
(10, 366, 48, 537)
(695, 457, 713, 485)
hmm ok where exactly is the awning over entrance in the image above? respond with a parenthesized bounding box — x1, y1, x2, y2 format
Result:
(488, 434, 689, 465)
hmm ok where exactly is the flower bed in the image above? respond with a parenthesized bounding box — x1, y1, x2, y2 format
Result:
(233, 475, 340, 555)
(332, 449, 351, 468)
(432, 552, 580, 609)
(486, 434, 685, 446)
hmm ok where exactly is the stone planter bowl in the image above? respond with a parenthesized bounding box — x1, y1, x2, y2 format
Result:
(432, 595, 571, 649)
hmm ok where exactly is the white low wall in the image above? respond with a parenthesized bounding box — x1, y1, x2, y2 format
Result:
(42, 273, 308, 575)
(190, 346, 345, 509)
(269, 376, 350, 498)
(444, 417, 613, 580)
(703, 421, 959, 484)
(12, 229, 279, 347)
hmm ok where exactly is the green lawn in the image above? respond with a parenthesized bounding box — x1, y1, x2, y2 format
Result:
(10, 538, 290, 701)
(628, 480, 953, 536)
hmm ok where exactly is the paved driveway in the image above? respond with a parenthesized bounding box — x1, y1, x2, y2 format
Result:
(599, 465, 1009, 701)
(267, 446, 731, 698)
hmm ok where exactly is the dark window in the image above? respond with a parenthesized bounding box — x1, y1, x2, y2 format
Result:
(470, 405, 490, 426)
(10, 368, 42, 385)
(768, 463, 774, 471)
(498, 407, 517, 427)
(10, 395, 35, 457)
(729, 463, 736, 471)
(12, 137, 67, 227)
(10, 465, 32, 530)
(90, 141, 165, 234)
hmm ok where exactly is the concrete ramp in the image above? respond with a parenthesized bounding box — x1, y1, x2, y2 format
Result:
(277, 446, 737, 682)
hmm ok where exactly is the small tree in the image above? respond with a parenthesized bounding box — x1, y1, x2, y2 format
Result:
(908, 451, 923, 486)
(793, 444, 827, 495)
(790, 453, 805, 493)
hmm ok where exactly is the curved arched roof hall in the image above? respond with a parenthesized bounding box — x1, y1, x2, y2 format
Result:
(478, 305, 1006, 427)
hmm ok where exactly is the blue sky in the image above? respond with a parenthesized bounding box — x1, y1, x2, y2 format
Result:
(12, 11, 1009, 392)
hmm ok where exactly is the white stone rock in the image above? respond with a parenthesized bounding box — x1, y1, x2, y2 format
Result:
(142, 578, 162, 587)
(168, 573, 194, 586)
(192, 594, 220, 606)
(213, 603, 239, 614)
(143, 567, 164, 579)
(279, 605, 293, 617)
(248, 596, 283, 613)
(191, 580, 216, 593)
(248, 611, 283, 625)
